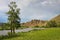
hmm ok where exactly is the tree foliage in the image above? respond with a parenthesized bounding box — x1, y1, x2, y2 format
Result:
(7, 2, 20, 34)
(46, 20, 57, 27)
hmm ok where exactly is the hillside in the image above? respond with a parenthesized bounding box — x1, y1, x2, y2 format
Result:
(21, 14, 60, 27)
(21, 20, 47, 27)
(51, 14, 60, 23)
(47, 14, 60, 27)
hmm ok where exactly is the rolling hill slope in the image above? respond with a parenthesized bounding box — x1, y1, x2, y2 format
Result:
(21, 20, 47, 27)
(21, 14, 60, 27)
(51, 14, 60, 23)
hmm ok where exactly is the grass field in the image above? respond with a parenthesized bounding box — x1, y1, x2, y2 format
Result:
(2, 28, 60, 40)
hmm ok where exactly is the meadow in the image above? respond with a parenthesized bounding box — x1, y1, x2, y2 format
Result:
(1, 28, 60, 40)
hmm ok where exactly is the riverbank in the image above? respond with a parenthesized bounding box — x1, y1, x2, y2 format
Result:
(1, 28, 60, 40)
(0, 28, 45, 35)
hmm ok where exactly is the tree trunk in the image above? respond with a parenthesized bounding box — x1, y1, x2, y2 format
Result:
(12, 26, 15, 34)
(10, 26, 13, 34)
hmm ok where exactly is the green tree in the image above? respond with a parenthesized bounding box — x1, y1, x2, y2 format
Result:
(7, 2, 20, 34)
(57, 22, 60, 27)
(46, 20, 57, 27)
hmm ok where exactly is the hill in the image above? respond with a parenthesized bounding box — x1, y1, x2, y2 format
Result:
(46, 14, 60, 27)
(21, 20, 47, 27)
(51, 14, 60, 23)
(21, 14, 60, 27)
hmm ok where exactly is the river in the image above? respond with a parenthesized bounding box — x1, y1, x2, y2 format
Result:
(0, 28, 45, 36)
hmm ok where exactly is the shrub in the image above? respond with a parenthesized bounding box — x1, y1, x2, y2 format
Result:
(34, 26, 39, 28)
(46, 20, 57, 27)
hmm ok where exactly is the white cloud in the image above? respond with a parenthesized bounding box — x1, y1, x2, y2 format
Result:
(30, 13, 51, 20)
(0, 0, 60, 22)
(0, 0, 34, 12)
(0, 0, 9, 11)
(41, 1, 48, 5)
(17, 0, 32, 9)
(41, 1, 52, 6)
(0, 0, 33, 11)
(0, 6, 8, 12)
(41, 0, 60, 6)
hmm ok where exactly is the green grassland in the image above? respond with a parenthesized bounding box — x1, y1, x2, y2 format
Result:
(2, 28, 60, 40)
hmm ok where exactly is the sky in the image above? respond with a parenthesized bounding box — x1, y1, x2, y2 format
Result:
(0, 0, 60, 23)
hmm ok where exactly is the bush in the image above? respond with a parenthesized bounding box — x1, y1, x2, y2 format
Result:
(34, 26, 40, 28)
(46, 21, 57, 27)
(20, 26, 29, 29)
(57, 22, 60, 27)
